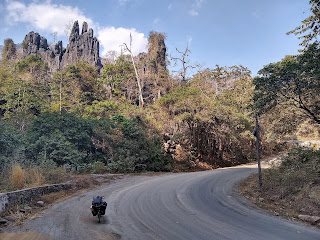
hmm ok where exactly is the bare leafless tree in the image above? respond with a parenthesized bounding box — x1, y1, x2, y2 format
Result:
(170, 42, 199, 82)
(105, 50, 119, 64)
(123, 34, 144, 108)
(64, 20, 74, 39)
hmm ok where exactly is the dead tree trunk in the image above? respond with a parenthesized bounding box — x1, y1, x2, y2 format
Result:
(123, 34, 144, 108)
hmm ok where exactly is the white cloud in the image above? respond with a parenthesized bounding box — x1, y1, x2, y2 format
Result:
(98, 27, 147, 56)
(189, 9, 198, 16)
(168, 3, 172, 10)
(153, 18, 160, 24)
(118, 0, 129, 5)
(195, 0, 204, 8)
(6, 1, 94, 36)
(189, 0, 204, 17)
(252, 9, 260, 18)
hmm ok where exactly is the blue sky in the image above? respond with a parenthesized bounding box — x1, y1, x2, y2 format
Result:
(0, 0, 311, 75)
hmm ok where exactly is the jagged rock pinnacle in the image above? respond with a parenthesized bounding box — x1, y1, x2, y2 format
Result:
(69, 21, 79, 41)
(82, 22, 88, 34)
(22, 21, 102, 72)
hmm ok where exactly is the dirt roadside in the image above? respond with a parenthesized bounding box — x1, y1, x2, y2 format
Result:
(238, 153, 320, 229)
(0, 173, 124, 239)
(0, 232, 51, 240)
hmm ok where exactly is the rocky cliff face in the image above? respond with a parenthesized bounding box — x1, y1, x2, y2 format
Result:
(147, 32, 167, 74)
(22, 21, 102, 71)
(137, 32, 169, 102)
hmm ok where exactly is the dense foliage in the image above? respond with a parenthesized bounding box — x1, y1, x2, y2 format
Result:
(0, 47, 258, 174)
(0, 119, 21, 166)
(253, 43, 320, 124)
(6, 22, 317, 177)
(153, 66, 256, 169)
(0, 111, 170, 174)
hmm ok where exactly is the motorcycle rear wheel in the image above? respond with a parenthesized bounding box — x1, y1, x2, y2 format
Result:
(98, 211, 101, 223)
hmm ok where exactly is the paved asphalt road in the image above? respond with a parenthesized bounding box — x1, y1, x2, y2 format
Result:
(4, 164, 320, 240)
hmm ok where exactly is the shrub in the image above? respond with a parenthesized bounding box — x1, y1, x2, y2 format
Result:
(40, 161, 68, 184)
(109, 115, 172, 172)
(88, 161, 107, 174)
(25, 111, 94, 166)
(25, 166, 44, 186)
(0, 120, 21, 172)
(241, 147, 320, 221)
(261, 147, 320, 198)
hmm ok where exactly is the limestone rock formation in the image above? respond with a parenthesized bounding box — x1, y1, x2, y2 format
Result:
(61, 21, 101, 69)
(137, 32, 169, 102)
(147, 31, 167, 74)
(137, 32, 167, 76)
(23, 31, 63, 70)
(22, 21, 102, 72)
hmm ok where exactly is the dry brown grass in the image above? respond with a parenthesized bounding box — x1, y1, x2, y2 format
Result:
(10, 164, 25, 189)
(5, 164, 65, 191)
(38, 191, 69, 205)
(25, 167, 44, 187)
(2, 165, 69, 192)
(40, 166, 68, 184)
(0, 232, 51, 240)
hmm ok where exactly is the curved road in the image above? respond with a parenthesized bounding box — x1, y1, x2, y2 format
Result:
(5, 164, 320, 240)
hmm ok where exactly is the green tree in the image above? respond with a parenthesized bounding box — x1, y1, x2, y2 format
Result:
(192, 65, 251, 97)
(29, 130, 85, 166)
(25, 111, 94, 165)
(14, 56, 50, 85)
(101, 54, 136, 102)
(0, 67, 13, 117)
(2, 38, 16, 60)
(108, 114, 171, 172)
(253, 43, 320, 124)
(0, 56, 50, 129)
(1, 77, 48, 130)
(287, 0, 320, 47)
(0, 120, 21, 169)
(51, 61, 100, 113)
(83, 100, 120, 119)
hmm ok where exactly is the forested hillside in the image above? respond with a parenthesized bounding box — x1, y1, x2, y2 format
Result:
(1, 1, 320, 191)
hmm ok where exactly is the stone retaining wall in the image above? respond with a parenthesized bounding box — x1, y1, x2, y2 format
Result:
(0, 183, 71, 216)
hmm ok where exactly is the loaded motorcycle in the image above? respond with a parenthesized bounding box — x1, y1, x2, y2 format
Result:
(90, 196, 107, 223)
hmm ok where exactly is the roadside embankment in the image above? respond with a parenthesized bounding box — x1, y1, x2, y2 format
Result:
(0, 183, 72, 217)
(239, 146, 320, 227)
